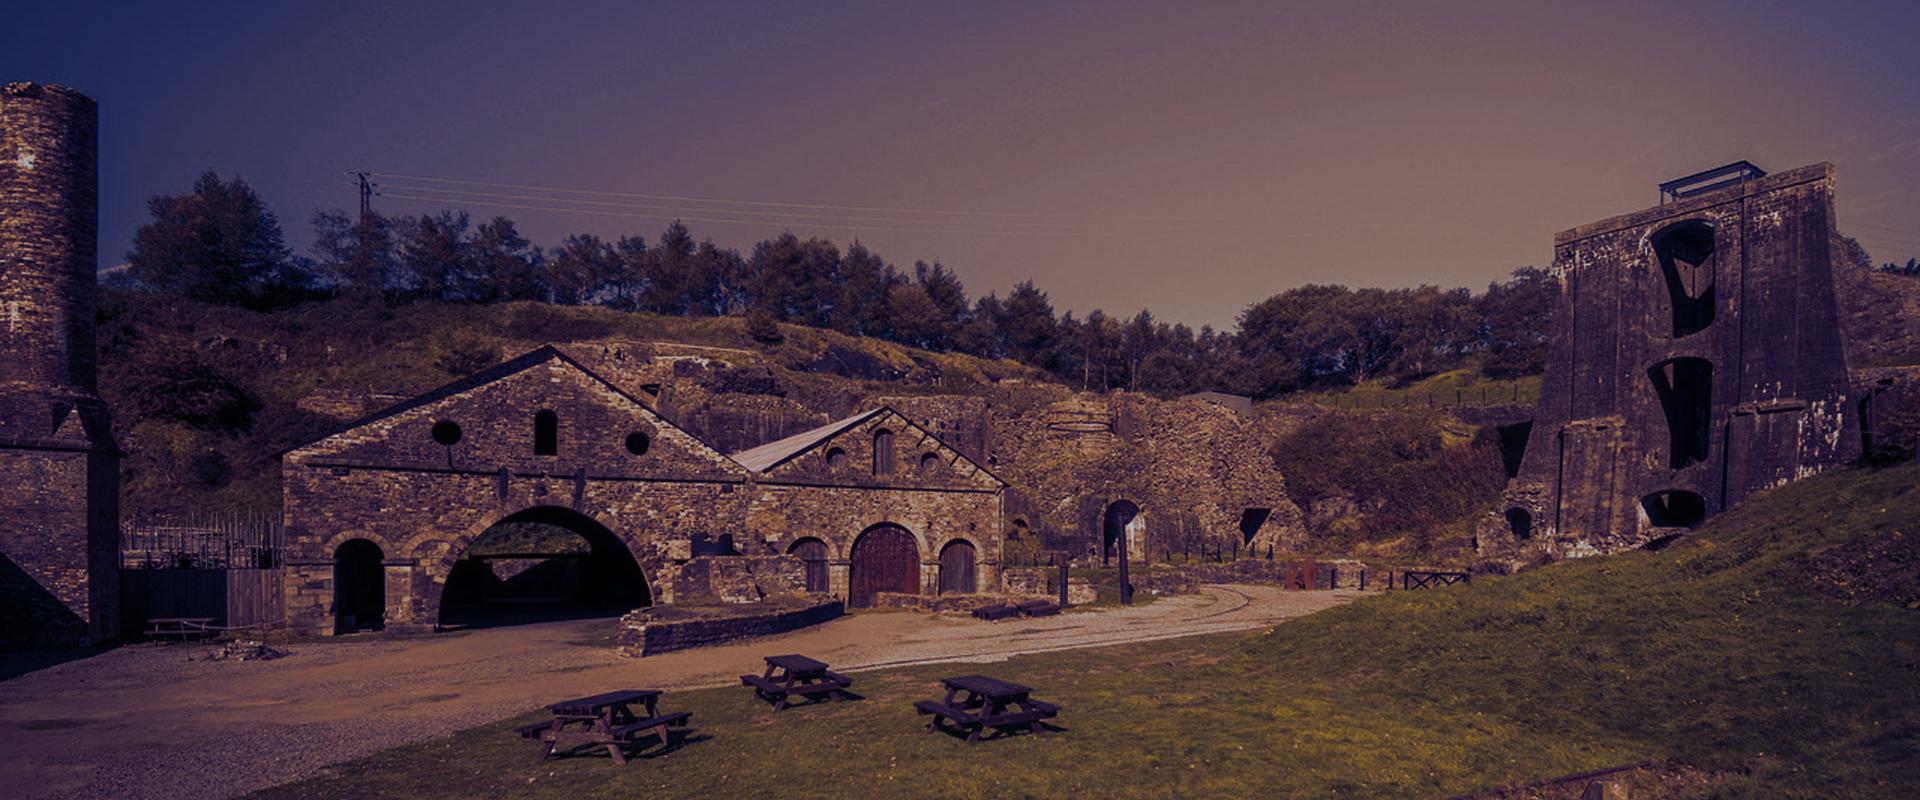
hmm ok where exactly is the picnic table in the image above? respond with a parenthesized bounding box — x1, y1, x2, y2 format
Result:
(144, 617, 216, 641)
(740, 654, 855, 710)
(913, 674, 1060, 744)
(514, 689, 692, 764)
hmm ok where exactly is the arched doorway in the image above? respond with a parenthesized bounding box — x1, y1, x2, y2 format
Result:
(439, 506, 650, 629)
(1102, 500, 1141, 565)
(334, 538, 385, 634)
(938, 540, 977, 595)
(788, 538, 830, 593)
(848, 524, 918, 608)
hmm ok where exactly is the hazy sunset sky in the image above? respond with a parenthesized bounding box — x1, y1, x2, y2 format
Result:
(5, 1, 1918, 329)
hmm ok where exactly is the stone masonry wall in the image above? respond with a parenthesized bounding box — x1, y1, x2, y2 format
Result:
(0, 82, 118, 646)
(1486, 163, 1858, 562)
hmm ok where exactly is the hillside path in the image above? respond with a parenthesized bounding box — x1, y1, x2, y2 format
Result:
(0, 584, 1361, 800)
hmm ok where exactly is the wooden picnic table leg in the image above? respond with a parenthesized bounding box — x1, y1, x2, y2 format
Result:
(537, 719, 559, 762)
(599, 709, 628, 765)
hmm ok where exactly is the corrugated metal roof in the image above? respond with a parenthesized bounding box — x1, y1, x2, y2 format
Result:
(727, 408, 885, 473)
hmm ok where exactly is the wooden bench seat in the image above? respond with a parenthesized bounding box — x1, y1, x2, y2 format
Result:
(740, 674, 784, 694)
(970, 603, 1019, 621)
(514, 721, 553, 739)
(1025, 699, 1060, 715)
(1016, 600, 1062, 617)
(821, 670, 853, 687)
(609, 711, 692, 741)
(914, 700, 978, 723)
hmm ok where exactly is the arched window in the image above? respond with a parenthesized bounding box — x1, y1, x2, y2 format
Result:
(788, 538, 830, 593)
(872, 429, 895, 476)
(534, 410, 558, 456)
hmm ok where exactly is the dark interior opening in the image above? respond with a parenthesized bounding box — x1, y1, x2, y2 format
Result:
(1102, 500, 1140, 565)
(333, 538, 385, 634)
(1505, 507, 1533, 540)
(1649, 357, 1713, 468)
(1652, 220, 1717, 337)
(534, 410, 558, 456)
(872, 429, 896, 476)
(1238, 508, 1272, 546)
(431, 420, 462, 446)
(1641, 489, 1707, 528)
(439, 506, 649, 629)
(1495, 420, 1533, 479)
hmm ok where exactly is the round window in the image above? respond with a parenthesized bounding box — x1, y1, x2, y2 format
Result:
(431, 420, 462, 446)
(826, 447, 848, 469)
(625, 432, 652, 455)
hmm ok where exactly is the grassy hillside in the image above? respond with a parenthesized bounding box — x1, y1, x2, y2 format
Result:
(254, 464, 1920, 799)
(95, 290, 1052, 516)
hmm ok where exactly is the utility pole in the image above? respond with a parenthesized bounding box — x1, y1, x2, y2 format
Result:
(353, 171, 374, 223)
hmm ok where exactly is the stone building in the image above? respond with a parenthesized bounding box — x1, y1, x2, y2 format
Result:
(1486, 162, 1860, 560)
(0, 83, 119, 646)
(279, 345, 1001, 635)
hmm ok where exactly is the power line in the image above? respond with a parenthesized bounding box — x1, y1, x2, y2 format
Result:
(374, 182, 1279, 236)
(375, 191, 1108, 237)
(364, 170, 1268, 226)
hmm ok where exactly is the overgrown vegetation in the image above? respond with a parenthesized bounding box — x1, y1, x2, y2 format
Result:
(1267, 411, 1509, 558)
(114, 170, 1569, 400)
(250, 464, 1920, 799)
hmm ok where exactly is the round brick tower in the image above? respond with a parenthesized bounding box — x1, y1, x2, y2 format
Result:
(0, 82, 98, 403)
(0, 82, 117, 646)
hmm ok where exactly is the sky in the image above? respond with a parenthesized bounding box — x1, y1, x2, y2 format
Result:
(4, 0, 1919, 330)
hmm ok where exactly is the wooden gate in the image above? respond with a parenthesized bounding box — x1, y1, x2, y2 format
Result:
(937, 540, 976, 594)
(849, 525, 919, 608)
(788, 539, 830, 593)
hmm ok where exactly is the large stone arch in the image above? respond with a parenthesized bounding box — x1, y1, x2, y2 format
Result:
(425, 503, 657, 628)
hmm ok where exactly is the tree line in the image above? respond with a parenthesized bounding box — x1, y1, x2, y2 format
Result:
(119, 169, 1562, 398)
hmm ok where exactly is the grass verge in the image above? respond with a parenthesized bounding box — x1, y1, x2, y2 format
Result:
(251, 465, 1920, 799)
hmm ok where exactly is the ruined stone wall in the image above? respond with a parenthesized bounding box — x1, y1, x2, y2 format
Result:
(1487, 163, 1858, 561)
(0, 83, 118, 645)
(984, 391, 1305, 562)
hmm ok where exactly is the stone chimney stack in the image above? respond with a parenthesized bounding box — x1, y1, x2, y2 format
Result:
(0, 82, 99, 400)
(0, 82, 118, 646)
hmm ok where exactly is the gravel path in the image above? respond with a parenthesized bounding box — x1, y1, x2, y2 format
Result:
(0, 584, 1360, 799)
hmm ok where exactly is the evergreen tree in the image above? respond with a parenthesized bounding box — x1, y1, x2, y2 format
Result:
(129, 170, 310, 308)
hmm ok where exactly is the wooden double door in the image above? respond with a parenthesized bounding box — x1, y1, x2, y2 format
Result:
(848, 525, 919, 608)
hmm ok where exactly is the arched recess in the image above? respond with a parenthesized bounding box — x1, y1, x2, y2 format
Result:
(1102, 500, 1141, 565)
(1648, 357, 1713, 468)
(787, 537, 831, 594)
(1641, 489, 1707, 528)
(848, 523, 919, 608)
(437, 505, 649, 629)
(1505, 507, 1533, 540)
(872, 429, 896, 476)
(937, 539, 978, 595)
(334, 538, 385, 634)
(1651, 220, 1716, 338)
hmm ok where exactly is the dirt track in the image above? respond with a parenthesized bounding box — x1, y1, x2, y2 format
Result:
(0, 584, 1360, 800)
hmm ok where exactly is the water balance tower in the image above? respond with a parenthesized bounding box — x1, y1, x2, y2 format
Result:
(0, 82, 119, 645)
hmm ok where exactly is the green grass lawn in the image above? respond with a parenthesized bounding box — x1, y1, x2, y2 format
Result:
(252, 465, 1920, 799)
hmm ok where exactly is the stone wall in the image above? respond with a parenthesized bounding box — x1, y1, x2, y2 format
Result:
(1486, 163, 1859, 562)
(615, 597, 842, 657)
(984, 391, 1307, 563)
(670, 555, 806, 604)
(0, 82, 118, 646)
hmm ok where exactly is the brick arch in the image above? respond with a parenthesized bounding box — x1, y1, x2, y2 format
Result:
(322, 529, 398, 559)
(419, 502, 660, 623)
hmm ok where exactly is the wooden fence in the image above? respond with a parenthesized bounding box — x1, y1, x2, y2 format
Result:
(120, 568, 283, 636)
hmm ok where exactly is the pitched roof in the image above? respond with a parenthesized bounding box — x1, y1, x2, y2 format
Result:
(284, 344, 729, 464)
(727, 408, 887, 473)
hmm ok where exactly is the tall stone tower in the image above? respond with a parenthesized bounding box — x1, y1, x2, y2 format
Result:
(0, 82, 119, 646)
(1484, 162, 1858, 563)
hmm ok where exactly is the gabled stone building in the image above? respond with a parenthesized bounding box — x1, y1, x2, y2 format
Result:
(280, 345, 1001, 635)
